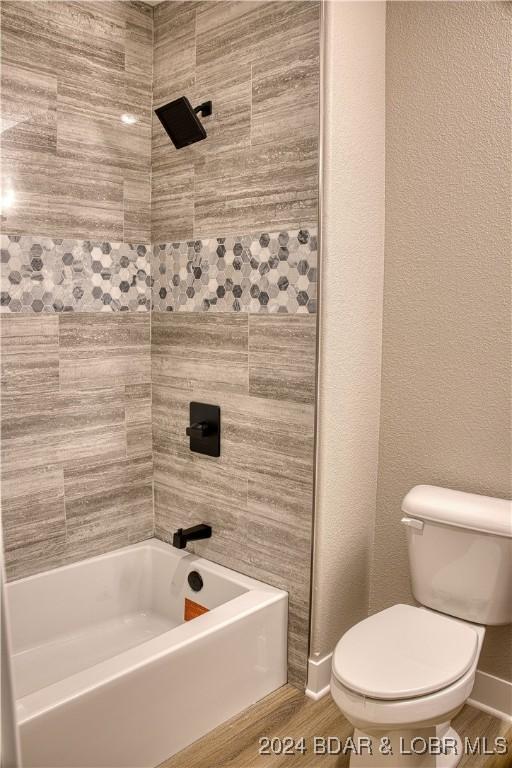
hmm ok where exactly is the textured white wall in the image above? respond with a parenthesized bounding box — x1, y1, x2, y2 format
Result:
(372, 1, 512, 682)
(310, 0, 386, 660)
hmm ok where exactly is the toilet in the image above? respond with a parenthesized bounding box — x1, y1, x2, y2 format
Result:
(331, 485, 512, 767)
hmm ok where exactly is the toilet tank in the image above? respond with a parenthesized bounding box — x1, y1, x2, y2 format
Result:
(401, 485, 512, 625)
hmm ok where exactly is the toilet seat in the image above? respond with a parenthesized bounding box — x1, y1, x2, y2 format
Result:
(330, 611, 485, 733)
(330, 663, 477, 732)
(332, 605, 479, 700)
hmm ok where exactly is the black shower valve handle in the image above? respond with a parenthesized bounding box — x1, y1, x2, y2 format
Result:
(186, 421, 210, 439)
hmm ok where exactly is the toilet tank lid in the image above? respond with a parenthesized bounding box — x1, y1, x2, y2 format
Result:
(402, 485, 512, 538)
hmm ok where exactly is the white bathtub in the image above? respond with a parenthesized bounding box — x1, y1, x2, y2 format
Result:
(6, 538, 288, 768)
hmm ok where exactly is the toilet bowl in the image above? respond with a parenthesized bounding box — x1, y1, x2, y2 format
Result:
(330, 605, 485, 767)
(330, 486, 512, 768)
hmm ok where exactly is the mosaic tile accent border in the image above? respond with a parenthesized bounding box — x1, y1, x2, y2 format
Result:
(0, 235, 151, 313)
(0, 229, 318, 314)
(151, 229, 317, 314)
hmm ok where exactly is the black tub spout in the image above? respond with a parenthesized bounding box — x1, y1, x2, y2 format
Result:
(172, 523, 212, 550)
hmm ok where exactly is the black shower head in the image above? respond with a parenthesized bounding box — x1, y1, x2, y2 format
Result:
(155, 97, 212, 150)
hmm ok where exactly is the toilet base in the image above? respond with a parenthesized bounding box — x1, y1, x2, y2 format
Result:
(349, 724, 462, 768)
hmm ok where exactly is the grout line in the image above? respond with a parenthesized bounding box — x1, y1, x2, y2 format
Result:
(149, 3, 156, 538)
(249, 62, 253, 148)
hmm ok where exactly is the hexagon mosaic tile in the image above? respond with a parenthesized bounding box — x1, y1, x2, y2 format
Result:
(152, 229, 317, 314)
(0, 230, 317, 314)
(0, 236, 151, 313)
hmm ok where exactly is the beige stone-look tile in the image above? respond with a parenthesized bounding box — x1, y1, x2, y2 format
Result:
(55, 39, 152, 127)
(151, 164, 195, 244)
(46, 1, 126, 42)
(1, 465, 66, 580)
(57, 49, 151, 121)
(152, 383, 314, 489)
(235, 394, 315, 483)
(124, 381, 151, 404)
(0, 0, 152, 242)
(1, 1, 124, 83)
(152, 385, 247, 474)
(154, 450, 248, 560)
(0, 62, 57, 150)
(251, 16, 320, 146)
(90, 0, 153, 30)
(247, 474, 313, 538)
(194, 138, 318, 237)
(152, 313, 249, 392)
(57, 107, 150, 173)
(0, 58, 57, 235)
(194, 63, 251, 158)
(125, 383, 152, 459)
(124, 170, 151, 244)
(153, 2, 196, 106)
(59, 313, 151, 391)
(0, 1, 57, 76)
(195, 1, 264, 38)
(0, 313, 154, 580)
(0, 145, 54, 236)
(151, 375, 314, 482)
(249, 315, 317, 404)
(195, 2, 314, 71)
(0, 314, 59, 395)
(150, 116, 195, 243)
(125, 71, 153, 130)
(0, 109, 56, 167)
(44, 1, 126, 79)
(240, 485, 313, 583)
(125, 18, 153, 78)
(64, 454, 153, 557)
(49, 157, 124, 209)
(1, 388, 127, 471)
(127, 422, 153, 459)
(43, 203, 124, 243)
(57, 68, 129, 124)
(48, 157, 124, 241)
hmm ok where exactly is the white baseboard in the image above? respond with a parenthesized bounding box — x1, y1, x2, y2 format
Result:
(305, 653, 332, 700)
(305, 658, 511, 723)
(468, 670, 512, 723)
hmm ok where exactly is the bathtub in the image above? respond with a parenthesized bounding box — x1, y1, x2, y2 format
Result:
(6, 538, 288, 768)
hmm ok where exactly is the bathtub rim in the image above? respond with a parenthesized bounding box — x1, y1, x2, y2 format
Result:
(5, 537, 280, 593)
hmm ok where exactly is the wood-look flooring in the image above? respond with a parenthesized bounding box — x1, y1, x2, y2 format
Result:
(159, 685, 512, 768)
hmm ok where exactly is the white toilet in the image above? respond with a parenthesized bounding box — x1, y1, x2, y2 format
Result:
(331, 485, 512, 767)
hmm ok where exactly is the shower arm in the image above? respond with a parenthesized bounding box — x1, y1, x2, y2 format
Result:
(194, 101, 213, 118)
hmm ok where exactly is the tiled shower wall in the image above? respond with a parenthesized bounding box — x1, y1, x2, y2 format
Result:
(0, 0, 152, 243)
(1, 313, 153, 578)
(151, 0, 320, 241)
(150, 0, 319, 687)
(0, 1, 155, 579)
(0, 0, 319, 687)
